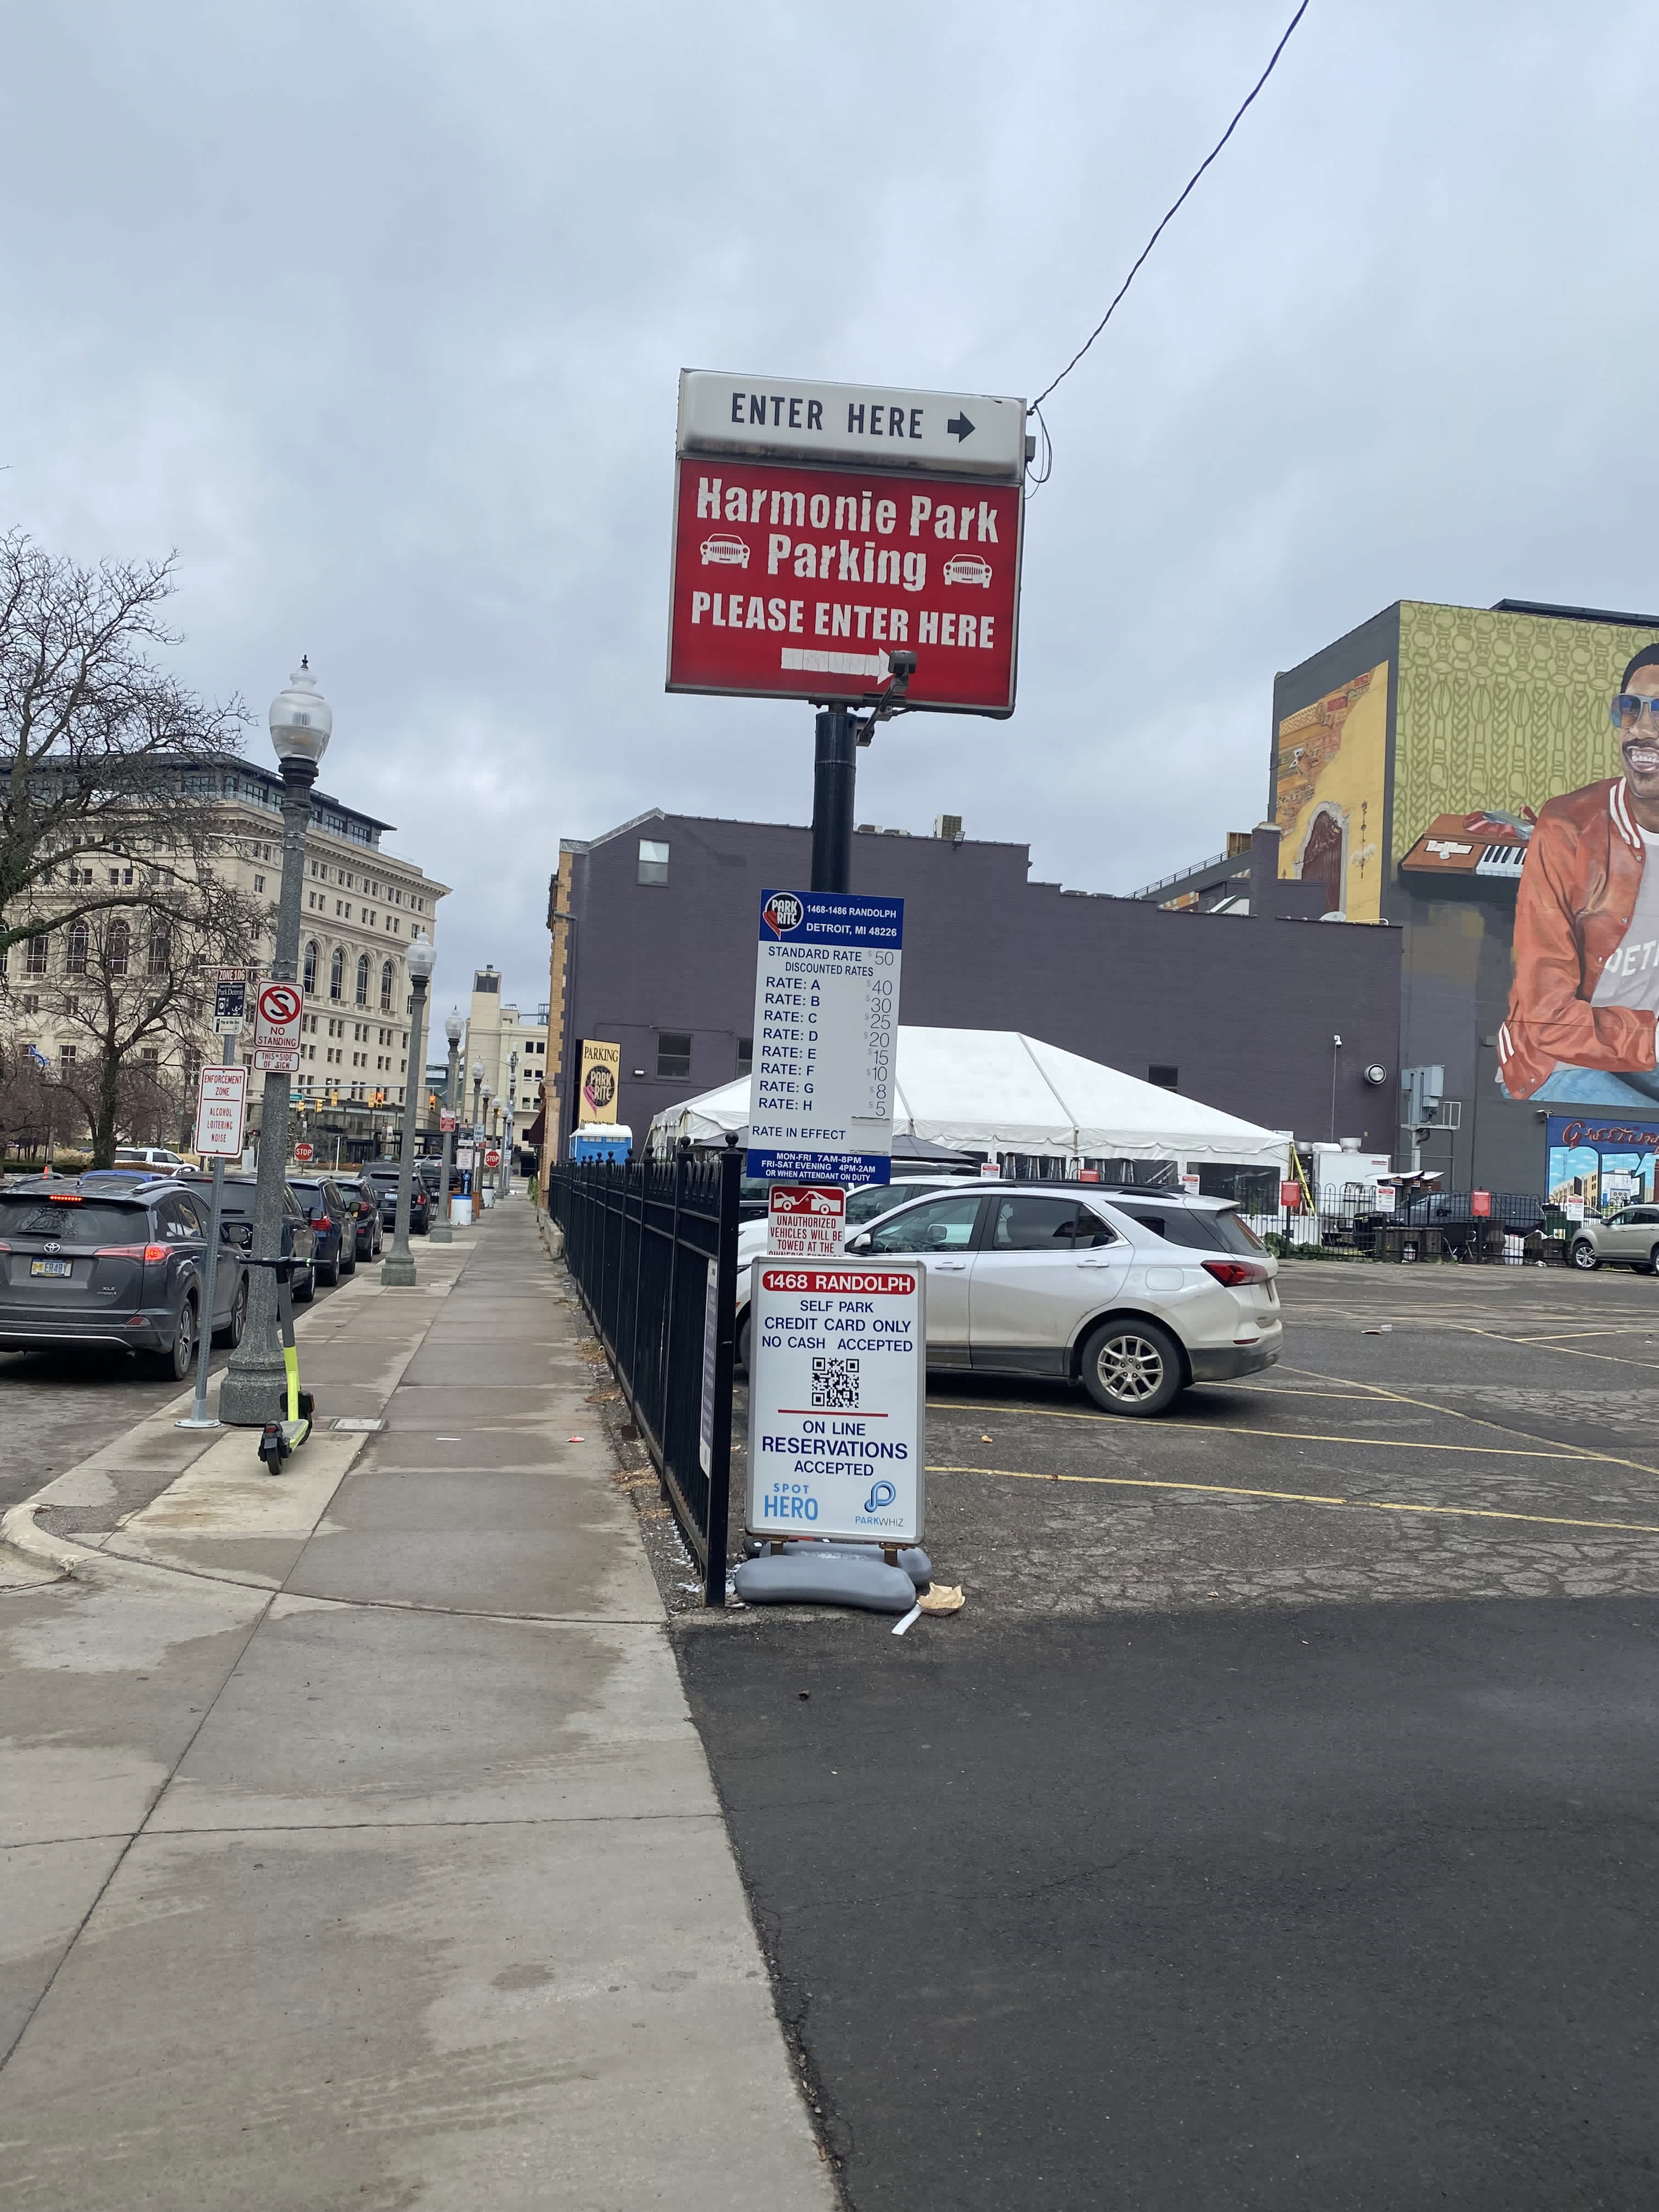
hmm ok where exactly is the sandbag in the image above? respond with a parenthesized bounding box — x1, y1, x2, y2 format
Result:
(743, 1538, 933, 1587)
(732, 1551, 919, 1613)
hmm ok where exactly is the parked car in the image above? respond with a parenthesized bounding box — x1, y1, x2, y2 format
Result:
(360, 1161, 431, 1235)
(287, 1177, 356, 1283)
(187, 1173, 319, 1302)
(736, 1182, 1282, 1417)
(1567, 1203, 1659, 1272)
(0, 1175, 252, 1376)
(115, 1146, 187, 1170)
(335, 1175, 384, 1262)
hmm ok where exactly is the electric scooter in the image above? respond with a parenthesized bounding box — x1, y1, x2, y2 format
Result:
(245, 1252, 316, 1472)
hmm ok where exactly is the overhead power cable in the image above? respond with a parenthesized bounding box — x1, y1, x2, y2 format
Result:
(1031, 0, 1311, 417)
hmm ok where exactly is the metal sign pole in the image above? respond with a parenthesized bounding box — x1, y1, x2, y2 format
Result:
(810, 705, 857, 894)
(178, 1029, 238, 1430)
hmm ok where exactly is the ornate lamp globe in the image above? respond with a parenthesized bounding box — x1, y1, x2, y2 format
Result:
(269, 657, 332, 767)
(405, 932, 436, 985)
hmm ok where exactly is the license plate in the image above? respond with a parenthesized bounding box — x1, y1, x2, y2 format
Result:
(30, 1257, 72, 1278)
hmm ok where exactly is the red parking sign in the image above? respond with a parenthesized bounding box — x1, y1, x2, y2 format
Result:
(667, 456, 1022, 716)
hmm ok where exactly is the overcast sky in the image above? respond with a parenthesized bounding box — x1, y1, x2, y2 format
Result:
(2, 2, 1652, 1013)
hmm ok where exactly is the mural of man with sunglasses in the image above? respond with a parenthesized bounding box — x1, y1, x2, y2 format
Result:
(1500, 642, 1659, 1103)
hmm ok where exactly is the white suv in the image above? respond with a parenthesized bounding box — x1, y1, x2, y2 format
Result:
(737, 1182, 1282, 1417)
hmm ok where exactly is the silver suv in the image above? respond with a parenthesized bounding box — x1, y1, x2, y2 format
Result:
(738, 1182, 1282, 1417)
(1568, 1204, 1659, 1272)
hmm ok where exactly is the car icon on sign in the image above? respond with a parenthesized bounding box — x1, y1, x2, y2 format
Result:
(941, 554, 992, 587)
(700, 535, 751, 567)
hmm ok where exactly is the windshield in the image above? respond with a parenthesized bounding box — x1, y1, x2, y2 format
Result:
(0, 1196, 150, 1244)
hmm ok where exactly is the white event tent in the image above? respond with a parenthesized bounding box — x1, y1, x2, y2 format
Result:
(647, 1027, 1289, 1178)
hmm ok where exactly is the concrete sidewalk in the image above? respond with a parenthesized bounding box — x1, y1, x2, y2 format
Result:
(1, 1200, 832, 2210)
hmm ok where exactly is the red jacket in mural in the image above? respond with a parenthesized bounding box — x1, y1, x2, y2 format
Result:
(1499, 776, 1656, 1099)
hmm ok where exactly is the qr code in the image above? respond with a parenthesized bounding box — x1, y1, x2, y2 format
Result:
(811, 1356, 860, 1410)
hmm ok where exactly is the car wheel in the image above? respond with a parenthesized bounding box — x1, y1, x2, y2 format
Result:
(735, 1308, 751, 1377)
(318, 1246, 341, 1285)
(157, 1296, 197, 1381)
(339, 1239, 356, 1276)
(213, 1275, 249, 1348)
(293, 1264, 317, 1304)
(1570, 1239, 1600, 1271)
(1080, 1317, 1186, 1417)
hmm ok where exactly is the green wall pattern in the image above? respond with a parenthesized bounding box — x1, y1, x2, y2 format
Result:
(1392, 601, 1659, 862)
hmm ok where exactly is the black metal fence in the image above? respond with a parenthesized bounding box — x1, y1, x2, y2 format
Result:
(548, 1138, 742, 1604)
(1251, 1193, 1572, 1264)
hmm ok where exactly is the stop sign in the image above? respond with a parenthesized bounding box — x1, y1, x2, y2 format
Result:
(294, 1142, 314, 1163)
(484, 1148, 501, 1168)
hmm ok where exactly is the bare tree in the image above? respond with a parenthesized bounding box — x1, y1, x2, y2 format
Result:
(0, 531, 249, 967)
(26, 871, 265, 1166)
(0, 1030, 55, 1160)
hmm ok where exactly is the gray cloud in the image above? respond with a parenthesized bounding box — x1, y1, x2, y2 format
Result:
(2, 1, 1652, 1007)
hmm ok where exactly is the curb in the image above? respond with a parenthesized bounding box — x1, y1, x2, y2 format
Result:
(2, 1500, 112, 1581)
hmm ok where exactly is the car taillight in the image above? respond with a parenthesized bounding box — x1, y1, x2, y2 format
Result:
(1203, 1258, 1269, 1288)
(97, 1244, 172, 1263)
(316, 1215, 331, 1231)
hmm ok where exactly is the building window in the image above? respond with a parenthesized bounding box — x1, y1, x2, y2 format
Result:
(66, 920, 88, 975)
(148, 923, 170, 976)
(303, 941, 318, 994)
(26, 934, 48, 977)
(736, 1036, 753, 1076)
(1148, 1065, 1179, 1090)
(638, 839, 670, 887)
(108, 918, 129, 975)
(253, 873, 266, 893)
(356, 953, 370, 1007)
(380, 959, 394, 1012)
(59, 1044, 76, 1067)
(330, 948, 345, 1001)
(656, 1032, 692, 1080)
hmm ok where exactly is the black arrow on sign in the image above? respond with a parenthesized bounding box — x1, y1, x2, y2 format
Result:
(946, 412, 975, 442)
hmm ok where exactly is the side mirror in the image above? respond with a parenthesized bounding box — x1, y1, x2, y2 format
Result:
(845, 1231, 872, 1254)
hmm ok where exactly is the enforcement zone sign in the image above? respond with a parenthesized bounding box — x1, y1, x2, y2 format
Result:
(746, 1260, 926, 1546)
(747, 889, 901, 1188)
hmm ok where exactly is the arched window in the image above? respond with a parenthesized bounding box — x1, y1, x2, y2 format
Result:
(380, 960, 394, 1012)
(330, 948, 345, 1001)
(147, 922, 169, 977)
(303, 941, 318, 994)
(355, 953, 370, 1007)
(66, 921, 88, 975)
(107, 918, 129, 975)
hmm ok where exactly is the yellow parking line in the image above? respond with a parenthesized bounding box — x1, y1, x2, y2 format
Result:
(929, 1400, 1599, 1461)
(927, 1464, 1659, 1538)
(1277, 1364, 1659, 1481)
(1448, 1325, 1659, 1372)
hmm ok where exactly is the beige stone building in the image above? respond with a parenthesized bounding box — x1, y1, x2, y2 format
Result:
(462, 967, 548, 1160)
(4, 759, 449, 1149)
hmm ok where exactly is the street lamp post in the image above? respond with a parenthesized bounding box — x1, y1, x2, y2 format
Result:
(470, 1062, 483, 1215)
(500, 1049, 518, 1197)
(382, 933, 436, 1285)
(430, 1008, 462, 1243)
(220, 661, 330, 1427)
(479, 1087, 492, 1207)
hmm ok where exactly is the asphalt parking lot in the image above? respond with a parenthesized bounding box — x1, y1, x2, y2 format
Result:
(676, 1260, 1659, 2210)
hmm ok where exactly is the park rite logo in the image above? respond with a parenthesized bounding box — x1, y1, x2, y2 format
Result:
(762, 891, 805, 938)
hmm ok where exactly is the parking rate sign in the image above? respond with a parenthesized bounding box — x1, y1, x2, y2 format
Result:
(747, 1260, 926, 1544)
(747, 889, 901, 1188)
